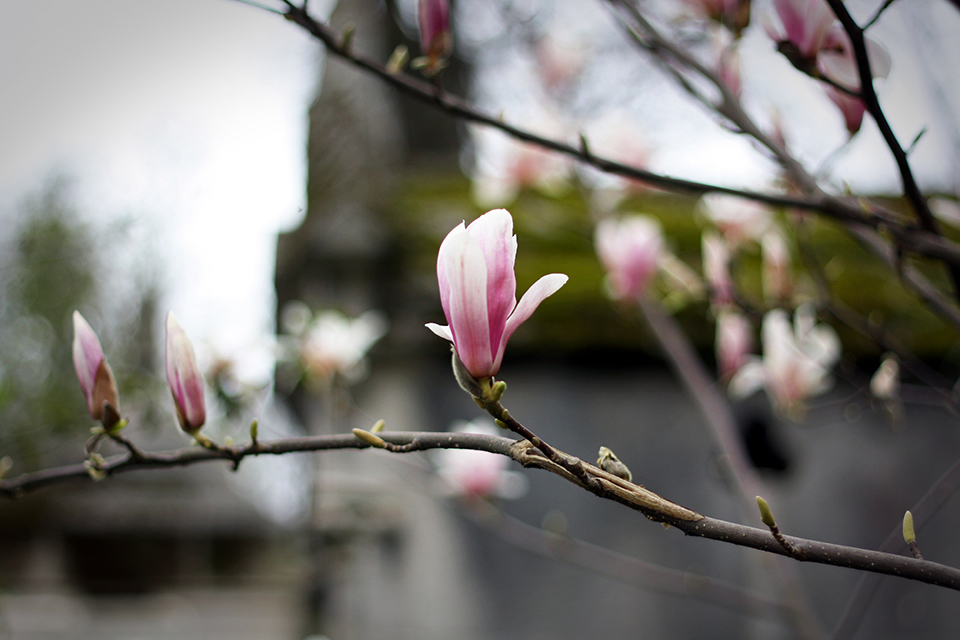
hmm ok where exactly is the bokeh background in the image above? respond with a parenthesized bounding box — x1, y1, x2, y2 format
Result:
(1, 0, 960, 638)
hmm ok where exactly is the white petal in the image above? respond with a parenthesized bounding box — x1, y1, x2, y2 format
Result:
(425, 323, 453, 342)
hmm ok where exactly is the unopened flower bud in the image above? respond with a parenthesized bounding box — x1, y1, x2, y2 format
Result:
(72, 311, 121, 431)
(165, 312, 206, 434)
(418, 0, 452, 76)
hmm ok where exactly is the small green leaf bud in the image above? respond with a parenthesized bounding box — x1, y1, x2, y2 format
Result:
(341, 22, 356, 51)
(371, 419, 385, 433)
(352, 428, 386, 449)
(756, 496, 776, 528)
(902, 510, 916, 544)
(387, 45, 409, 74)
(489, 380, 507, 403)
(84, 454, 107, 481)
(250, 419, 259, 443)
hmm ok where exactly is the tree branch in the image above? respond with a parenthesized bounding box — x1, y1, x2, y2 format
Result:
(267, 0, 960, 276)
(823, 0, 960, 298)
(4, 424, 960, 591)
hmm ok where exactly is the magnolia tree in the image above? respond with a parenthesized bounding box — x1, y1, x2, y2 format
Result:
(5, 0, 960, 637)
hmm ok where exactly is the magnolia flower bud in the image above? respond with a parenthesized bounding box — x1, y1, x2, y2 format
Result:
(72, 311, 121, 430)
(418, 0, 452, 76)
(595, 215, 663, 301)
(165, 312, 206, 434)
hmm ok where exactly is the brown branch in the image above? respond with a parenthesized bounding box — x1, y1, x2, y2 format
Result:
(0, 431, 513, 499)
(506, 435, 960, 591)
(4, 425, 960, 592)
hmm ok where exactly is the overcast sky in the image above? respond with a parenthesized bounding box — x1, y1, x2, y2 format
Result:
(0, 0, 323, 387)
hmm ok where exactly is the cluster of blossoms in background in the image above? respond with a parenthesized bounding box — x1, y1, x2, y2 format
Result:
(279, 302, 388, 388)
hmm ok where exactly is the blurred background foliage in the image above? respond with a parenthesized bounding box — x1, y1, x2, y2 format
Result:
(0, 179, 164, 471)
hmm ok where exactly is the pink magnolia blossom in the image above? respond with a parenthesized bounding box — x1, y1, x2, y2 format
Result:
(595, 215, 664, 301)
(765, 0, 835, 62)
(72, 311, 120, 426)
(682, 0, 751, 35)
(418, 0, 452, 75)
(471, 120, 573, 208)
(434, 420, 528, 499)
(716, 309, 753, 381)
(701, 231, 734, 307)
(426, 209, 568, 380)
(819, 27, 891, 135)
(729, 305, 840, 418)
(698, 194, 771, 248)
(761, 229, 793, 303)
(165, 312, 206, 434)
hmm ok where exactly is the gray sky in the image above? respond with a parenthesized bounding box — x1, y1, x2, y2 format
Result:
(0, 0, 321, 384)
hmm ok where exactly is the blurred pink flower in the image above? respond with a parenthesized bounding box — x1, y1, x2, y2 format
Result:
(761, 229, 792, 303)
(434, 420, 527, 499)
(282, 303, 388, 386)
(716, 309, 753, 381)
(471, 122, 573, 208)
(165, 312, 206, 434)
(418, 0, 452, 75)
(818, 27, 891, 135)
(534, 35, 583, 93)
(729, 305, 840, 418)
(718, 42, 742, 99)
(595, 215, 664, 301)
(579, 111, 654, 207)
(426, 209, 568, 380)
(682, 0, 751, 34)
(72, 311, 120, 427)
(698, 194, 772, 248)
(765, 0, 835, 61)
(702, 231, 734, 307)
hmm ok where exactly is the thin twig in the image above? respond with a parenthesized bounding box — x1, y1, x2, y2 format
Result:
(636, 298, 826, 639)
(831, 453, 960, 638)
(267, 0, 960, 276)
(823, 0, 960, 299)
(460, 500, 793, 619)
